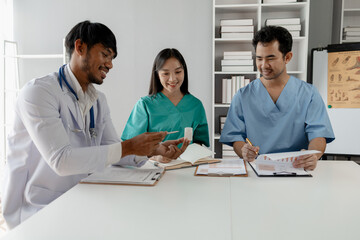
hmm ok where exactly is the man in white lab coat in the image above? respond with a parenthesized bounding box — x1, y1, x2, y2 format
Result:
(1, 20, 188, 229)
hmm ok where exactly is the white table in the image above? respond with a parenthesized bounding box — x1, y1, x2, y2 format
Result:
(3, 161, 360, 240)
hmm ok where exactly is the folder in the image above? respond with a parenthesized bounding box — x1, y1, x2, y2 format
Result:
(248, 161, 311, 177)
(80, 166, 165, 186)
(247, 150, 318, 177)
(195, 159, 248, 177)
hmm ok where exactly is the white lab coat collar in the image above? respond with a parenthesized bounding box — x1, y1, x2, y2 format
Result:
(65, 64, 98, 118)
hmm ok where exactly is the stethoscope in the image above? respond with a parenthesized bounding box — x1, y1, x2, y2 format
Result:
(58, 65, 96, 139)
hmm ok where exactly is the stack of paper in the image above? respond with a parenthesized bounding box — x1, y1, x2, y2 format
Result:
(220, 19, 254, 39)
(265, 18, 301, 37)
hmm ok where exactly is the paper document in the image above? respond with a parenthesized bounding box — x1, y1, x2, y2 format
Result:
(80, 166, 164, 186)
(195, 159, 247, 176)
(249, 150, 320, 176)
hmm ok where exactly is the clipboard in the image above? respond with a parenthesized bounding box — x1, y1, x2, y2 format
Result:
(194, 159, 248, 177)
(80, 166, 165, 186)
(248, 161, 312, 177)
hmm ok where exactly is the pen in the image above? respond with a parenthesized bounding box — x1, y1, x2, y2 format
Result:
(167, 131, 179, 135)
(245, 138, 258, 155)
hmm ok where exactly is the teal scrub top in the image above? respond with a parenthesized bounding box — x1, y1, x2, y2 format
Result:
(121, 92, 210, 147)
(220, 76, 335, 154)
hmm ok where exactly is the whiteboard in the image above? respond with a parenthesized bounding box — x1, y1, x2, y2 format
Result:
(312, 49, 360, 155)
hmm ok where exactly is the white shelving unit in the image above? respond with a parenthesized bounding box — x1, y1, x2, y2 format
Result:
(337, 0, 360, 43)
(1, 41, 66, 165)
(212, 0, 310, 158)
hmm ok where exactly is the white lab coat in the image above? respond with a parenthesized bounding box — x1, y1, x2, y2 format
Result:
(2, 67, 141, 229)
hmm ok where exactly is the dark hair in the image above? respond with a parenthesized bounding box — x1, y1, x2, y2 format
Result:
(252, 26, 292, 57)
(148, 48, 189, 96)
(65, 20, 117, 59)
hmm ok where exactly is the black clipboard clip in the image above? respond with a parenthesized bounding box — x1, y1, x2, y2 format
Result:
(273, 171, 296, 176)
(151, 172, 163, 181)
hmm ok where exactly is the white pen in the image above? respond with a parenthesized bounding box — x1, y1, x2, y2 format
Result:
(167, 131, 179, 135)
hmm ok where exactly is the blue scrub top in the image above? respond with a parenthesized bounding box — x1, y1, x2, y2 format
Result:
(121, 92, 210, 147)
(220, 76, 335, 154)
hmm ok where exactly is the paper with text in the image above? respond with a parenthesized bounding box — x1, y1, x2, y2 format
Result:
(196, 159, 247, 176)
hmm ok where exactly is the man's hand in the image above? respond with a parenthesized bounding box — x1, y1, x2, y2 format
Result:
(293, 153, 319, 170)
(151, 138, 190, 162)
(241, 143, 260, 162)
(293, 137, 326, 170)
(121, 132, 167, 157)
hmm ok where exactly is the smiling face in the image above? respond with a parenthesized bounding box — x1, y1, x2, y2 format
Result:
(255, 40, 292, 81)
(81, 43, 115, 85)
(158, 57, 184, 95)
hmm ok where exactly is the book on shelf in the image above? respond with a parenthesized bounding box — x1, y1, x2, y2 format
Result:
(150, 143, 219, 170)
(221, 32, 254, 39)
(344, 26, 360, 32)
(344, 31, 360, 37)
(266, 24, 301, 31)
(343, 36, 360, 41)
(221, 59, 253, 66)
(222, 65, 254, 72)
(221, 25, 254, 33)
(226, 78, 232, 103)
(219, 117, 227, 133)
(263, 0, 297, 3)
(224, 51, 252, 56)
(221, 76, 251, 104)
(265, 18, 300, 25)
(222, 78, 227, 104)
(232, 76, 237, 99)
(224, 55, 253, 60)
(220, 19, 253, 26)
(289, 31, 300, 37)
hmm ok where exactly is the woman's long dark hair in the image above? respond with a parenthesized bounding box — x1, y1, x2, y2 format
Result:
(148, 48, 189, 96)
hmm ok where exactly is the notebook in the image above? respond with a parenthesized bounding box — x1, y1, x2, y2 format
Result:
(150, 143, 220, 170)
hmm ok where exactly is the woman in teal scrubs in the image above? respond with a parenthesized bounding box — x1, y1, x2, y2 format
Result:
(121, 48, 209, 150)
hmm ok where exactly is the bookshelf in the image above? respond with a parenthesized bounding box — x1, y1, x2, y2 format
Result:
(334, 0, 360, 43)
(212, 0, 310, 158)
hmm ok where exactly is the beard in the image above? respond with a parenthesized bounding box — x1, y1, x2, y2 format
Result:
(81, 53, 103, 85)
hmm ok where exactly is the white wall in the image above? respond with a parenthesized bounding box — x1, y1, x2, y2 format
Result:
(13, 0, 213, 141)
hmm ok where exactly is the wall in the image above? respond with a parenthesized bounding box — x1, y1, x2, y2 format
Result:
(307, 0, 334, 81)
(13, 0, 213, 142)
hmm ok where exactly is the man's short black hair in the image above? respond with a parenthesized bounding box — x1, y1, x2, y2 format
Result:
(252, 26, 292, 57)
(65, 20, 117, 59)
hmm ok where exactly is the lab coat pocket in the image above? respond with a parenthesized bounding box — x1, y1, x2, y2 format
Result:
(27, 185, 64, 207)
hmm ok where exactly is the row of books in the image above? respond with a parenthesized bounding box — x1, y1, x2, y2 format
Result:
(222, 51, 254, 72)
(220, 17, 302, 39)
(265, 17, 301, 37)
(220, 19, 254, 39)
(343, 26, 360, 41)
(222, 76, 250, 104)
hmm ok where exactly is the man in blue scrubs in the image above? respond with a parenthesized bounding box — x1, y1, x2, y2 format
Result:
(220, 26, 335, 170)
